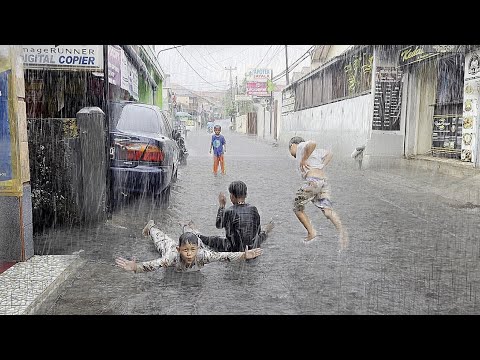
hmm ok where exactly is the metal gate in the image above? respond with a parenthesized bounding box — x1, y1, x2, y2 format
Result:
(247, 112, 257, 135)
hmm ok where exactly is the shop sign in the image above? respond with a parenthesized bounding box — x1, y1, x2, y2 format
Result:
(246, 68, 271, 82)
(399, 45, 461, 66)
(247, 81, 269, 97)
(22, 45, 103, 70)
(235, 94, 253, 102)
(281, 87, 295, 114)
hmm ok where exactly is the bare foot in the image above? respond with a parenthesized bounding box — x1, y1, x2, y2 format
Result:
(304, 230, 317, 242)
(142, 220, 155, 237)
(178, 220, 199, 234)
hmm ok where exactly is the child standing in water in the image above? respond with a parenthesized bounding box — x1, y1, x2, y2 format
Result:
(115, 221, 262, 273)
(209, 124, 226, 175)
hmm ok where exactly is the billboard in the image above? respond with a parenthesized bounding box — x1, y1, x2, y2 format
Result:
(245, 68, 272, 97)
(22, 45, 103, 71)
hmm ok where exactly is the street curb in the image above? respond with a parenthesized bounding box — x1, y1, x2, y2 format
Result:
(23, 257, 86, 315)
(0, 255, 85, 315)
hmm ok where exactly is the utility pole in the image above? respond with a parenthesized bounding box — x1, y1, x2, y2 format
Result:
(225, 66, 236, 123)
(103, 45, 112, 217)
(270, 69, 273, 139)
(284, 45, 290, 85)
(235, 75, 239, 118)
(225, 66, 236, 101)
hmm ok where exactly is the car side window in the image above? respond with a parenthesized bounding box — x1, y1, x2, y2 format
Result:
(161, 112, 173, 135)
(155, 111, 167, 135)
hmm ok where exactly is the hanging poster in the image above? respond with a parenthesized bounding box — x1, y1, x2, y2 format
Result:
(108, 45, 122, 86)
(120, 50, 139, 100)
(372, 67, 403, 131)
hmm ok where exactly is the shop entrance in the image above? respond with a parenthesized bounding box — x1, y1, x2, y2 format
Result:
(430, 53, 465, 159)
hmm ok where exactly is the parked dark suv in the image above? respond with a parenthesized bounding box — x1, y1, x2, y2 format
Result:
(109, 101, 180, 208)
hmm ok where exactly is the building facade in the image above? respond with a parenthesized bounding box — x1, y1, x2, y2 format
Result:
(280, 45, 480, 168)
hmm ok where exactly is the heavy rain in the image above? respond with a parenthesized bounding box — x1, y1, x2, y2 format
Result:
(1, 44, 480, 316)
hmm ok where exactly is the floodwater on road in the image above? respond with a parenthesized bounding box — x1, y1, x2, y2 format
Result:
(33, 126, 480, 314)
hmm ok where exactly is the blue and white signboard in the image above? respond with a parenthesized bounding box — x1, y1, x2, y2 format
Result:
(0, 70, 12, 181)
(22, 45, 103, 71)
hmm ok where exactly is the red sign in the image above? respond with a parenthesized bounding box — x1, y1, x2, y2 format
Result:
(246, 81, 268, 97)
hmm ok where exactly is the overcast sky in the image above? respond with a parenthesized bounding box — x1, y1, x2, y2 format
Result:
(153, 45, 313, 92)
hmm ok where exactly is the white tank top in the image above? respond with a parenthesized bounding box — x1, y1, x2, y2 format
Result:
(295, 141, 328, 178)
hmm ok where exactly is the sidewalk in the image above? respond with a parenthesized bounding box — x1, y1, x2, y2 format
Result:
(372, 155, 480, 206)
(0, 255, 84, 315)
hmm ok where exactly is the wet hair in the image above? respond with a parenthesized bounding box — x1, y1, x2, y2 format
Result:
(214, 125, 221, 130)
(289, 136, 305, 148)
(228, 180, 247, 198)
(178, 232, 199, 247)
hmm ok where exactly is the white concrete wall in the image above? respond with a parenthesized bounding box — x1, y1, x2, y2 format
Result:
(253, 103, 273, 141)
(279, 93, 374, 157)
(235, 114, 247, 134)
(251, 92, 285, 142)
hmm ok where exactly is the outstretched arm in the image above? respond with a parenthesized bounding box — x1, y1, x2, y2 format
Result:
(115, 256, 138, 272)
(116, 256, 168, 273)
(202, 246, 263, 264)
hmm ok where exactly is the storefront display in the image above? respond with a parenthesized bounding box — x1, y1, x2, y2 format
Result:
(431, 113, 463, 158)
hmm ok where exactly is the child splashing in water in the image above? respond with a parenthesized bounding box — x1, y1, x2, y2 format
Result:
(183, 181, 274, 252)
(288, 136, 348, 251)
(115, 221, 263, 273)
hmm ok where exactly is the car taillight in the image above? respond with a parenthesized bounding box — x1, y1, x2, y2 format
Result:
(142, 145, 164, 162)
(124, 143, 145, 161)
(118, 143, 164, 162)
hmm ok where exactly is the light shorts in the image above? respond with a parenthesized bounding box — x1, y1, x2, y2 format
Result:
(293, 176, 333, 212)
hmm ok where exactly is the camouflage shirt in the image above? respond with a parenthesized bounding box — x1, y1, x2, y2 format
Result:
(135, 246, 245, 273)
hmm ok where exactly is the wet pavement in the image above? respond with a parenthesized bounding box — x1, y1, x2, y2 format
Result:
(26, 126, 480, 314)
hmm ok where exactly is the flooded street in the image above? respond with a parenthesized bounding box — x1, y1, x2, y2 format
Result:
(32, 126, 480, 315)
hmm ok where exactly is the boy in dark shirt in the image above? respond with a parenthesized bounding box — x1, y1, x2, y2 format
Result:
(183, 181, 274, 252)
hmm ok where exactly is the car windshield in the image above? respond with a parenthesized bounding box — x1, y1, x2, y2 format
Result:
(116, 105, 164, 134)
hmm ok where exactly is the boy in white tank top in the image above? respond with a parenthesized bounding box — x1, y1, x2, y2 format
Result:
(289, 136, 348, 251)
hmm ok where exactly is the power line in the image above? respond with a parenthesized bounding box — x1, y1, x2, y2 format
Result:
(264, 45, 283, 67)
(254, 45, 273, 68)
(175, 47, 226, 90)
(272, 46, 315, 82)
(273, 46, 314, 80)
(273, 46, 314, 79)
(183, 46, 222, 73)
